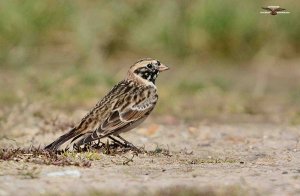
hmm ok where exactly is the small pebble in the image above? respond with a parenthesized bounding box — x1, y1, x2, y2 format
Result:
(45, 170, 81, 177)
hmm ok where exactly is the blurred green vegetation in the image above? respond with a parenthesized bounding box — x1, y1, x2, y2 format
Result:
(0, 0, 300, 123)
(0, 0, 299, 67)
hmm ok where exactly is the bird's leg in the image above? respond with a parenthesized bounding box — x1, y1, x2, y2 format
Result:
(116, 135, 133, 146)
(108, 136, 126, 147)
(73, 143, 83, 152)
(116, 135, 140, 152)
(93, 138, 104, 148)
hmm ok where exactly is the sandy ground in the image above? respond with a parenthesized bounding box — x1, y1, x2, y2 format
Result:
(1, 123, 300, 195)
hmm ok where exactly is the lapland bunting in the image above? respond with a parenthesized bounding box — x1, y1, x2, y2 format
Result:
(45, 58, 169, 151)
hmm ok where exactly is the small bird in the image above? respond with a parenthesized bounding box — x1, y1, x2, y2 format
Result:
(45, 58, 169, 151)
(262, 7, 286, 15)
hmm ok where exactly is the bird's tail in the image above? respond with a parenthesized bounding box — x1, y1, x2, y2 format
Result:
(44, 128, 78, 151)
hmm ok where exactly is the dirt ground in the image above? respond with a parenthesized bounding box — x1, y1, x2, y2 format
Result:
(1, 121, 300, 196)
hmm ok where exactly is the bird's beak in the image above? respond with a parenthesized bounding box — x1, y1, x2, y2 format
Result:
(158, 64, 169, 72)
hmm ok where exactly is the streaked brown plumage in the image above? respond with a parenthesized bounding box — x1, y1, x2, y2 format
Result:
(45, 58, 169, 151)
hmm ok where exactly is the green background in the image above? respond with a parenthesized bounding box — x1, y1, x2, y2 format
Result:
(0, 0, 299, 123)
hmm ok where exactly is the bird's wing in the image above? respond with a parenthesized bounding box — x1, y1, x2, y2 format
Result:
(75, 88, 158, 145)
(100, 90, 158, 135)
(52, 81, 134, 148)
(275, 8, 286, 11)
(262, 7, 273, 11)
(73, 80, 134, 134)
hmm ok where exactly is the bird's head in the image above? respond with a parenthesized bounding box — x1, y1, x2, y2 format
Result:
(128, 58, 169, 85)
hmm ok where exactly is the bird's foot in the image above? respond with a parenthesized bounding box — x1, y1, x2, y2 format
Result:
(109, 135, 141, 153)
(115, 135, 141, 152)
(124, 142, 141, 153)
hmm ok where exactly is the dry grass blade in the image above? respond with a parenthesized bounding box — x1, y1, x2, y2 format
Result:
(0, 146, 91, 167)
(146, 145, 172, 157)
(111, 154, 135, 165)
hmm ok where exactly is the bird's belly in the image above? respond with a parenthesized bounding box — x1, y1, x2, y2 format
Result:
(113, 117, 147, 136)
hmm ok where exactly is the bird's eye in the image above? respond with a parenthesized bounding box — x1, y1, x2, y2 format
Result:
(147, 64, 153, 69)
(157, 61, 161, 66)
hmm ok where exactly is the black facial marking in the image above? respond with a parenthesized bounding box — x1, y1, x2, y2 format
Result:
(147, 64, 153, 69)
(134, 67, 160, 84)
(157, 61, 161, 66)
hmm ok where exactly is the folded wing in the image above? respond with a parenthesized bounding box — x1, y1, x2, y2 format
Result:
(75, 90, 158, 146)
